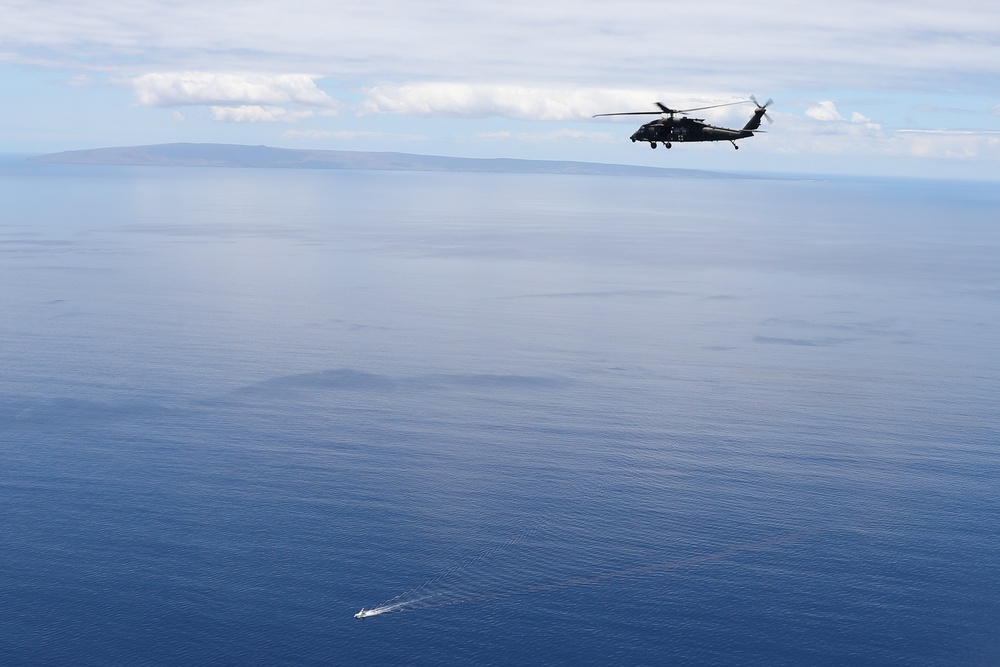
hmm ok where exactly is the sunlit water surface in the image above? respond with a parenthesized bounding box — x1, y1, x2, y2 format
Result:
(2, 161, 998, 665)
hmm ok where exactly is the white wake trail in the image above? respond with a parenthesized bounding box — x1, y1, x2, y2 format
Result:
(354, 450, 653, 619)
(355, 596, 432, 618)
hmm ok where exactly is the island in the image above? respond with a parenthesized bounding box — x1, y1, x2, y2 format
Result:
(29, 143, 756, 179)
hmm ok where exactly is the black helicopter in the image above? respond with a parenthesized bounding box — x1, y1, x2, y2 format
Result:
(594, 96, 772, 150)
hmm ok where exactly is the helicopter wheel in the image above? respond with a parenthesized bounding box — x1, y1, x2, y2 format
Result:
(666, 142, 672, 149)
(650, 142, 657, 149)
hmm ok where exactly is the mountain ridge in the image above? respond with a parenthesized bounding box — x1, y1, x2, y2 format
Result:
(29, 143, 758, 179)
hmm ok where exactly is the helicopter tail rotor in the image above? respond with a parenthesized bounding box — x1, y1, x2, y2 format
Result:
(742, 96, 773, 131)
(749, 95, 774, 125)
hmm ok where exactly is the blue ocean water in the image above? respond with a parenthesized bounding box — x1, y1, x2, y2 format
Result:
(1, 159, 998, 665)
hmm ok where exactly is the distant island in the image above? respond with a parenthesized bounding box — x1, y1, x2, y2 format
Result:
(30, 143, 757, 179)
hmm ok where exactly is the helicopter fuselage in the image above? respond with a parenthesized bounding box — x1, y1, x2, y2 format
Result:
(630, 117, 754, 149)
(594, 98, 771, 150)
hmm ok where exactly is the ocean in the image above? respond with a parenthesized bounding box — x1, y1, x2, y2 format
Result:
(1, 159, 998, 665)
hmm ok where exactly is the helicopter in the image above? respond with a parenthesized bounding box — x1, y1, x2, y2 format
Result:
(594, 96, 772, 150)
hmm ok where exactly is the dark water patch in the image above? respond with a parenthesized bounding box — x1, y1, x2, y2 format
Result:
(405, 373, 572, 391)
(759, 316, 911, 339)
(0, 239, 75, 246)
(233, 368, 571, 398)
(753, 335, 851, 347)
(234, 368, 397, 395)
(499, 289, 688, 300)
(16, 265, 118, 272)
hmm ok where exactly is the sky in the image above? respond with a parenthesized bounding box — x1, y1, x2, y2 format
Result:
(2, 0, 999, 178)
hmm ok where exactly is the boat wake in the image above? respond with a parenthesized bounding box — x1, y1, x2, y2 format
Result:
(354, 597, 430, 619)
(351, 523, 828, 620)
(351, 448, 828, 621)
(352, 457, 668, 620)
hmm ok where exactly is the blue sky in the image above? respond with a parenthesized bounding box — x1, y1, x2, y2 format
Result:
(2, 0, 999, 178)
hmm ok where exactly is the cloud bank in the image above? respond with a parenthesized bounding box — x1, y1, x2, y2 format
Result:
(4, 0, 1000, 92)
(362, 83, 750, 121)
(133, 72, 334, 108)
(131, 71, 339, 122)
(766, 101, 1000, 160)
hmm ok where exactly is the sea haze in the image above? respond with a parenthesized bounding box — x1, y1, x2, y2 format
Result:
(1, 159, 998, 665)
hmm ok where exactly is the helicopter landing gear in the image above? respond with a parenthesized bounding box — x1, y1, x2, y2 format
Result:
(650, 142, 657, 149)
(666, 142, 672, 149)
(731, 141, 739, 150)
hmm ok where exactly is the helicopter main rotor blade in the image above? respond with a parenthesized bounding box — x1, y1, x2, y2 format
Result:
(675, 100, 752, 113)
(593, 111, 667, 117)
(593, 98, 762, 119)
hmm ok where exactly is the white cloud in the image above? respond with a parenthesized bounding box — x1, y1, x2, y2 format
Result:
(806, 101, 844, 121)
(132, 72, 335, 109)
(894, 129, 1000, 159)
(5, 1, 1000, 93)
(798, 102, 882, 139)
(767, 109, 1000, 160)
(210, 105, 309, 123)
(130, 71, 339, 123)
(362, 83, 750, 121)
(363, 83, 580, 120)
